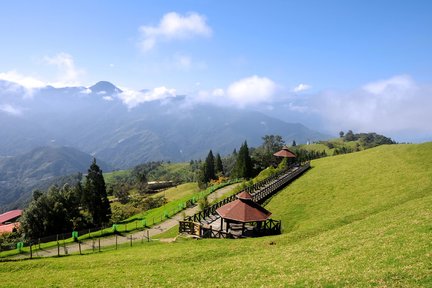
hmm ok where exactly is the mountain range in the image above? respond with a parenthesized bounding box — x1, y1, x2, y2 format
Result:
(0, 80, 330, 168)
(0, 80, 330, 210)
(0, 146, 112, 212)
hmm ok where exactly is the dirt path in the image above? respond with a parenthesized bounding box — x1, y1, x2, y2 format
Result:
(13, 183, 238, 259)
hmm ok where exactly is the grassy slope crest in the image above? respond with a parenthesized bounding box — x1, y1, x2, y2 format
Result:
(0, 143, 431, 287)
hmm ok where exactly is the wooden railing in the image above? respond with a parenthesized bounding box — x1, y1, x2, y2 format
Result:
(179, 218, 282, 238)
(184, 162, 310, 224)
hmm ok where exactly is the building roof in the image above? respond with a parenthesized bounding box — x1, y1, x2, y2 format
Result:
(273, 146, 296, 158)
(0, 222, 20, 234)
(0, 210, 22, 224)
(216, 193, 271, 223)
(236, 191, 253, 200)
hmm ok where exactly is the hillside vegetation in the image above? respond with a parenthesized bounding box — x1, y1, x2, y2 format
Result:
(0, 143, 430, 287)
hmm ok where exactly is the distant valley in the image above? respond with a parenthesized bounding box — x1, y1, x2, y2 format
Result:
(0, 80, 330, 211)
(0, 80, 329, 168)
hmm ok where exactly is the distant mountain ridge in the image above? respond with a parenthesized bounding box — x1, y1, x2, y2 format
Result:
(0, 80, 330, 168)
(0, 146, 113, 212)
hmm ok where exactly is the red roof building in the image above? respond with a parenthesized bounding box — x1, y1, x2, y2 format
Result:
(0, 210, 22, 225)
(216, 192, 272, 234)
(0, 223, 20, 234)
(0, 210, 22, 234)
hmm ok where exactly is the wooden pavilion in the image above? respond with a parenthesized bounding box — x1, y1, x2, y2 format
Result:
(215, 191, 272, 237)
(273, 146, 297, 158)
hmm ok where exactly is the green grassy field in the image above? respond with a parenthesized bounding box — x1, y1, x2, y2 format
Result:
(152, 182, 200, 202)
(0, 143, 430, 287)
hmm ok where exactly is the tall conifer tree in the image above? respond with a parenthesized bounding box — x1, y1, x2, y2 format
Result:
(234, 141, 253, 179)
(215, 153, 224, 175)
(83, 158, 111, 226)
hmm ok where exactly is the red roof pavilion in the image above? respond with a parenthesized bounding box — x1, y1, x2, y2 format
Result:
(273, 146, 296, 158)
(216, 192, 271, 223)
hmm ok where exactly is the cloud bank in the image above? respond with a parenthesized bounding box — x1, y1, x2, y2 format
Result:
(118, 86, 177, 108)
(139, 12, 212, 52)
(315, 75, 432, 135)
(194, 75, 278, 108)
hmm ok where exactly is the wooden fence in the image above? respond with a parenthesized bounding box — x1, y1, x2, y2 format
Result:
(179, 218, 282, 239)
(184, 162, 310, 225)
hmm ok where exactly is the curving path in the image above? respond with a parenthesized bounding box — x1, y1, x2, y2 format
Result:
(12, 183, 239, 259)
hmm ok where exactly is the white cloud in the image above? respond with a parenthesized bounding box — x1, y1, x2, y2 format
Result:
(139, 12, 212, 52)
(191, 75, 278, 108)
(212, 88, 225, 97)
(293, 83, 311, 92)
(103, 96, 114, 101)
(44, 52, 84, 87)
(0, 104, 23, 116)
(226, 76, 277, 107)
(0, 53, 84, 95)
(118, 86, 177, 108)
(362, 75, 413, 95)
(0, 71, 45, 89)
(315, 75, 432, 134)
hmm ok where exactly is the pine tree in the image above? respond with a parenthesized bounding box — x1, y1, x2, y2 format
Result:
(234, 141, 253, 179)
(215, 153, 224, 175)
(204, 150, 216, 181)
(83, 158, 111, 227)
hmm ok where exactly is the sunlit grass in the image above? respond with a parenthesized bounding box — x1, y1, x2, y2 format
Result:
(1, 143, 431, 287)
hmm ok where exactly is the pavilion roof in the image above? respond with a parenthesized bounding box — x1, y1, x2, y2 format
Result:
(216, 195, 271, 223)
(273, 146, 296, 158)
(236, 191, 253, 200)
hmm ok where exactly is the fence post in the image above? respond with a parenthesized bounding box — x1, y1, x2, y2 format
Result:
(115, 234, 118, 250)
(98, 238, 101, 252)
(57, 241, 60, 257)
(30, 243, 32, 259)
(147, 230, 150, 242)
(130, 235, 132, 247)
(79, 241, 82, 255)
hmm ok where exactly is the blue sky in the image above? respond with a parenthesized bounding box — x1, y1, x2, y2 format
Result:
(1, 1, 432, 140)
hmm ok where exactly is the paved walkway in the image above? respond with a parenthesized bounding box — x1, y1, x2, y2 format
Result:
(13, 183, 238, 259)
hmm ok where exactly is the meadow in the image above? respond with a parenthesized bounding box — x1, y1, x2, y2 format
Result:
(0, 143, 430, 287)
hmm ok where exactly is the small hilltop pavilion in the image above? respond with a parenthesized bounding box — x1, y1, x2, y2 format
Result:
(214, 191, 278, 237)
(273, 146, 297, 158)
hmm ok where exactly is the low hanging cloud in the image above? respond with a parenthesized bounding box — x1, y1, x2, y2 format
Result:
(0, 71, 46, 90)
(315, 75, 432, 134)
(0, 52, 84, 97)
(118, 86, 177, 108)
(139, 12, 212, 52)
(194, 75, 278, 108)
(0, 104, 23, 116)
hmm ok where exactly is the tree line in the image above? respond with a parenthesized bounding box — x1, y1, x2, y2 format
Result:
(21, 159, 111, 239)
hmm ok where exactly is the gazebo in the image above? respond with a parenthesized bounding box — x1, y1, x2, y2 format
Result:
(216, 191, 272, 236)
(273, 146, 296, 158)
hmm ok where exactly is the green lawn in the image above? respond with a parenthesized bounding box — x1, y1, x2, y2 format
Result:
(152, 182, 200, 202)
(1, 143, 431, 287)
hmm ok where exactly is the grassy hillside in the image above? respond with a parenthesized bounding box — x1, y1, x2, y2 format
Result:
(0, 143, 430, 287)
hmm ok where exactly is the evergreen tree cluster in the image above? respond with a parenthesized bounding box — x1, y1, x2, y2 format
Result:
(233, 141, 253, 179)
(198, 150, 225, 187)
(341, 130, 396, 148)
(21, 159, 112, 239)
(292, 148, 327, 163)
